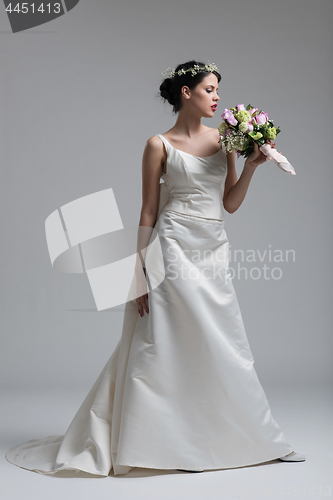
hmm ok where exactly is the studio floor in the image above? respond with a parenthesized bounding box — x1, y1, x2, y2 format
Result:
(1, 383, 331, 500)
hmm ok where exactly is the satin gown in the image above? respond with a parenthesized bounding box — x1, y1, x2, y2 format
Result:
(5, 133, 294, 476)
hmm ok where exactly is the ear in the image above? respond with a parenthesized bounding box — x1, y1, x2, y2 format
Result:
(181, 85, 191, 100)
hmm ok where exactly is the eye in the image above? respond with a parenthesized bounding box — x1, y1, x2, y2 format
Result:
(206, 89, 219, 95)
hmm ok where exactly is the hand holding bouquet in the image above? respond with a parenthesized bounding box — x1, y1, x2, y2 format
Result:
(218, 104, 296, 175)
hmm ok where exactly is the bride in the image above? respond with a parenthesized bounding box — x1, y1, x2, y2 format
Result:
(6, 60, 305, 476)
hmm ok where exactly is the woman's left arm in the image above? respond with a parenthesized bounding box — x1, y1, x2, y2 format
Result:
(223, 141, 275, 214)
(222, 151, 238, 212)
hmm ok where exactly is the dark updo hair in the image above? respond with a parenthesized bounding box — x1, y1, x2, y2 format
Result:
(159, 60, 221, 113)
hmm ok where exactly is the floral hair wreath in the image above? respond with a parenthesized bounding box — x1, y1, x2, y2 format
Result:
(162, 61, 219, 79)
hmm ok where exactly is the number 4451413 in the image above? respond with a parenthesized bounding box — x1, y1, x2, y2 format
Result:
(5, 3, 62, 14)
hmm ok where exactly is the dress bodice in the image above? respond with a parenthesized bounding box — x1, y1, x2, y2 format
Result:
(156, 134, 228, 221)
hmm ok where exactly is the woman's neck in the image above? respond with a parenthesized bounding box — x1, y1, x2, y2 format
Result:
(172, 109, 206, 138)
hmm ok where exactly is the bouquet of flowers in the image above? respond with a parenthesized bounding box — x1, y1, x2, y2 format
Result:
(218, 104, 296, 175)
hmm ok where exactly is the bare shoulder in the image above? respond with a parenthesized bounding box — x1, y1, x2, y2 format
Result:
(206, 126, 220, 141)
(202, 126, 220, 143)
(203, 126, 222, 151)
(145, 134, 164, 154)
(142, 135, 166, 169)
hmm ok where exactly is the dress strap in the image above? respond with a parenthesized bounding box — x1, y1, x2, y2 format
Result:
(156, 134, 170, 151)
(156, 135, 169, 176)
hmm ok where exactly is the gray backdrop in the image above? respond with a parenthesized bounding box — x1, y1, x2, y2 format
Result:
(1, 0, 332, 393)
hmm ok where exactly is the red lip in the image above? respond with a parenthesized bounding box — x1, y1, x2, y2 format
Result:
(211, 105, 217, 110)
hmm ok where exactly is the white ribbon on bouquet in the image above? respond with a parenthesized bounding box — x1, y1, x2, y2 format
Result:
(259, 143, 296, 175)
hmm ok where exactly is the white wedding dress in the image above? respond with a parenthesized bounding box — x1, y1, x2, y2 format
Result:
(5, 134, 294, 476)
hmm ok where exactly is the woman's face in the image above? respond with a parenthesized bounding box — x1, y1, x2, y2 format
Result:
(182, 73, 220, 118)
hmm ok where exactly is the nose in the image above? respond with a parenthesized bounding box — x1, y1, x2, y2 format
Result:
(215, 94, 220, 101)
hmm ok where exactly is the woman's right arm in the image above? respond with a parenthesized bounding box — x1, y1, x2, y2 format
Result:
(135, 135, 165, 315)
(140, 135, 165, 227)
(136, 135, 165, 259)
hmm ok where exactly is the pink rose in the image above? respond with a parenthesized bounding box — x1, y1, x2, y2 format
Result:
(221, 108, 237, 126)
(248, 107, 258, 116)
(248, 122, 254, 131)
(221, 108, 231, 119)
(254, 113, 268, 125)
(236, 103, 246, 111)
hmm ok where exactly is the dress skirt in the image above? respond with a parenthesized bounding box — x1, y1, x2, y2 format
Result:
(5, 209, 294, 476)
